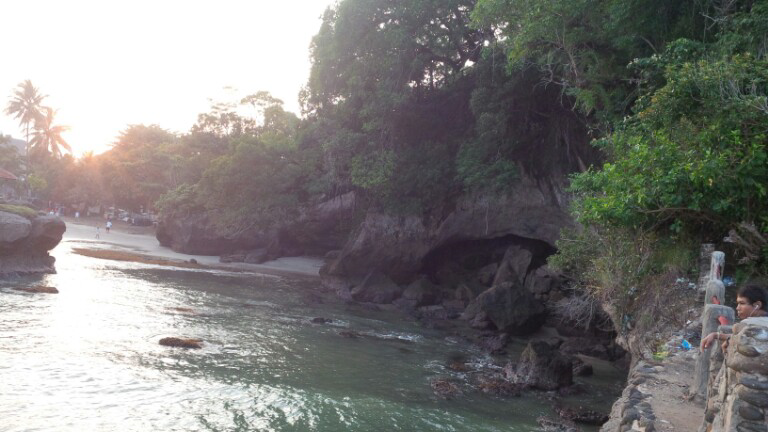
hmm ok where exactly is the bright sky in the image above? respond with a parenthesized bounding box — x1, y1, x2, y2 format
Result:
(0, 0, 336, 156)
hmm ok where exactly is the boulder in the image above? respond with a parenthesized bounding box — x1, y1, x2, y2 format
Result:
(13, 286, 59, 294)
(350, 271, 403, 304)
(0, 212, 31, 243)
(506, 341, 574, 390)
(157, 211, 266, 255)
(0, 212, 65, 276)
(525, 265, 561, 295)
(244, 248, 269, 264)
(571, 357, 594, 377)
(430, 378, 461, 399)
(159, 337, 203, 349)
(477, 262, 498, 286)
(492, 245, 532, 286)
(401, 277, 440, 306)
(464, 282, 546, 335)
(560, 338, 610, 360)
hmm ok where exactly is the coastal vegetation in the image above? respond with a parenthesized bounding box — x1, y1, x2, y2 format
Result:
(2, 0, 767, 350)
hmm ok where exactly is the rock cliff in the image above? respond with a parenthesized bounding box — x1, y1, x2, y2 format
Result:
(156, 192, 357, 257)
(324, 174, 570, 283)
(0, 211, 66, 275)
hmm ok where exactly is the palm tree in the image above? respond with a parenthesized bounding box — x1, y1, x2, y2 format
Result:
(4, 80, 47, 159)
(30, 107, 71, 158)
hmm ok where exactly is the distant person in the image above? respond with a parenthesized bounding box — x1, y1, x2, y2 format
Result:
(95, 226, 100, 239)
(75, 211, 80, 218)
(106, 220, 112, 233)
(701, 284, 768, 351)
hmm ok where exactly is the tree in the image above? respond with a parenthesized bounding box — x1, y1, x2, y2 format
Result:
(4, 80, 46, 160)
(29, 107, 71, 159)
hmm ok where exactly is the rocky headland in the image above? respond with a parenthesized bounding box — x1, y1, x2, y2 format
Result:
(0, 210, 66, 276)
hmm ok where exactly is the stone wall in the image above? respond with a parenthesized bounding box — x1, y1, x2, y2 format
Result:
(702, 318, 768, 431)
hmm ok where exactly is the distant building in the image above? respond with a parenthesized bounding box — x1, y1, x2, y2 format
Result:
(0, 167, 18, 199)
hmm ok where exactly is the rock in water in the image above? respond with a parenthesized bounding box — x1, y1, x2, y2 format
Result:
(506, 341, 573, 390)
(0, 212, 65, 276)
(430, 378, 460, 399)
(159, 337, 203, 349)
(13, 286, 59, 294)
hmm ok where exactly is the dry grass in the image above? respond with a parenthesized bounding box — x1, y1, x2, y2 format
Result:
(71, 248, 205, 269)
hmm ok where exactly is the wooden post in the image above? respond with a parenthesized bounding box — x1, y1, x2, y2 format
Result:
(692, 304, 735, 401)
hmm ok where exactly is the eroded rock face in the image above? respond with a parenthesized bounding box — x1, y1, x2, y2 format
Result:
(0, 212, 65, 276)
(157, 192, 356, 256)
(324, 174, 571, 283)
(156, 211, 266, 255)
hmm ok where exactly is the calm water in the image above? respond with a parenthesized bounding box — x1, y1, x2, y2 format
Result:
(0, 238, 622, 431)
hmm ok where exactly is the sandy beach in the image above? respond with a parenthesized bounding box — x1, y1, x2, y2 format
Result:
(60, 216, 323, 278)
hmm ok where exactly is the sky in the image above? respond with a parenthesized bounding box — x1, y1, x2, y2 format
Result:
(0, 0, 336, 156)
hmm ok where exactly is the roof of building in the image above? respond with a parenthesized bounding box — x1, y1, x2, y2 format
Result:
(0, 168, 18, 180)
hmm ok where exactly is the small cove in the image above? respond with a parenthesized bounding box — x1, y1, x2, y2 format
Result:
(0, 239, 624, 431)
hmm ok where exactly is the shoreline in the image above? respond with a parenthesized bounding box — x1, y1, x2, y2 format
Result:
(60, 216, 323, 279)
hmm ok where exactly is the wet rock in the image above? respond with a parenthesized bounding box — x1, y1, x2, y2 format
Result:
(506, 341, 573, 390)
(402, 277, 440, 306)
(350, 271, 403, 304)
(339, 330, 361, 339)
(430, 378, 460, 400)
(441, 299, 465, 318)
(477, 332, 509, 354)
(311, 317, 332, 324)
(572, 357, 593, 377)
(475, 376, 522, 396)
(13, 286, 59, 294)
(418, 305, 449, 320)
(446, 361, 471, 372)
(469, 311, 492, 329)
(558, 406, 609, 425)
(464, 281, 546, 335)
(159, 337, 202, 349)
(536, 416, 580, 432)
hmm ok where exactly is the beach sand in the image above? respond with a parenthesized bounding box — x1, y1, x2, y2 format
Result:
(60, 216, 323, 278)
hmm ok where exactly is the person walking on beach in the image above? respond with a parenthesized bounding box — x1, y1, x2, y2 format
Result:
(95, 226, 100, 239)
(106, 220, 112, 234)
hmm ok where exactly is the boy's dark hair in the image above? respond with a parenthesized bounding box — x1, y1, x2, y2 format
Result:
(738, 284, 768, 310)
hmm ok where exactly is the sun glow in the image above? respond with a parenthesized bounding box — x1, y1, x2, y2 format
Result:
(0, 0, 336, 156)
